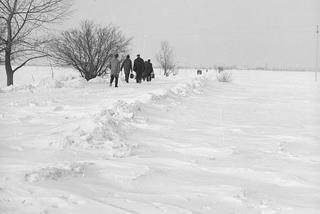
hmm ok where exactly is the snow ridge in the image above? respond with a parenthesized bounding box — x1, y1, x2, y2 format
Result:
(0, 76, 87, 93)
(55, 75, 208, 158)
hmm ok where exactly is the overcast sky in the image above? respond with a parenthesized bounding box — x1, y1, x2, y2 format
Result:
(61, 0, 319, 68)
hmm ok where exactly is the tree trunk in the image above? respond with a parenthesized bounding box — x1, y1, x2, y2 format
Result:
(5, 50, 13, 86)
(164, 68, 169, 77)
(6, 69, 14, 86)
(5, 13, 14, 86)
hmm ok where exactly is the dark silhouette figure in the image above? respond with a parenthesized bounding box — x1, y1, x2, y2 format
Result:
(109, 54, 121, 87)
(133, 54, 145, 83)
(142, 61, 148, 81)
(144, 59, 154, 82)
(121, 55, 132, 83)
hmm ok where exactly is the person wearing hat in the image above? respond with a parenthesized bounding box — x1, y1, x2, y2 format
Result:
(109, 53, 121, 87)
(121, 54, 132, 83)
(133, 54, 145, 83)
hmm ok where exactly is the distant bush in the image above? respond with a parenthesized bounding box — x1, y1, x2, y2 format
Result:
(156, 41, 176, 77)
(50, 20, 131, 81)
(217, 70, 233, 82)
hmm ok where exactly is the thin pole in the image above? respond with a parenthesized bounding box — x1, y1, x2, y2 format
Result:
(316, 25, 319, 81)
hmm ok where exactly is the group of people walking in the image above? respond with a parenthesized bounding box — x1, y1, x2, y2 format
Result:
(109, 54, 154, 88)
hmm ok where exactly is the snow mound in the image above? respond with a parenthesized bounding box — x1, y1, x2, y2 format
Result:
(62, 77, 87, 88)
(170, 77, 204, 96)
(36, 76, 86, 89)
(55, 100, 141, 158)
(54, 75, 77, 82)
(37, 77, 64, 88)
(88, 76, 108, 83)
(0, 76, 87, 92)
(53, 74, 209, 158)
(25, 162, 88, 183)
(0, 84, 35, 93)
(139, 75, 207, 103)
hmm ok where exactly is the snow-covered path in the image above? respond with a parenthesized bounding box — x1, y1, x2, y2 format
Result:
(0, 69, 319, 213)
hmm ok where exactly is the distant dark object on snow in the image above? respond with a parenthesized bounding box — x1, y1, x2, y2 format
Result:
(197, 70, 202, 75)
(217, 67, 224, 73)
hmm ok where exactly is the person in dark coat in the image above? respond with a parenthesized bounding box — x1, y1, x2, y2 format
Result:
(147, 59, 154, 81)
(133, 54, 145, 83)
(121, 55, 132, 83)
(143, 59, 154, 82)
(142, 61, 148, 81)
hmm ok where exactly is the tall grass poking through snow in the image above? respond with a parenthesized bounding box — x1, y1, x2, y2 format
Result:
(217, 70, 233, 82)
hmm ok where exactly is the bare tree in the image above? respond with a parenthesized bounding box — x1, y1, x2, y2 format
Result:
(49, 20, 131, 81)
(156, 41, 175, 76)
(0, 23, 4, 51)
(0, 0, 72, 86)
(0, 12, 6, 63)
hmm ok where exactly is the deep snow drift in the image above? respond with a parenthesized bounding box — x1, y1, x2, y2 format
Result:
(0, 66, 319, 214)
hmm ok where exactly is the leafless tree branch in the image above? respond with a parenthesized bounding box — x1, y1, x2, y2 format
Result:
(0, 0, 72, 85)
(49, 20, 131, 81)
(156, 41, 176, 76)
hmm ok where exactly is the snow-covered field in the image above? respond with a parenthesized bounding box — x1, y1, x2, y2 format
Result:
(0, 66, 319, 214)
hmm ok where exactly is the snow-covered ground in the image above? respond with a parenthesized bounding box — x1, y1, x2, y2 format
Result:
(0, 66, 319, 214)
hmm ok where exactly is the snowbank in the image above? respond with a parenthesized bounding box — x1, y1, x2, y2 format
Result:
(37, 77, 64, 88)
(0, 77, 87, 92)
(0, 84, 36, 93)
(0, 67, 88, 92)
(52, 74, 209, 159)
(0, 65, 79, 88)
(88, 76, 108, 83)
(35, 76, 87, 89)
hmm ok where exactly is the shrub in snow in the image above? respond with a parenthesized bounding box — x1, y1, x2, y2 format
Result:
(156, 41, 176, 76)
(50, 21, 131, 81)
(217, 70, 233, 82)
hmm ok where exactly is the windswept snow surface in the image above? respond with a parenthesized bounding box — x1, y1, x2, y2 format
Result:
(0, 66, 319, 214)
